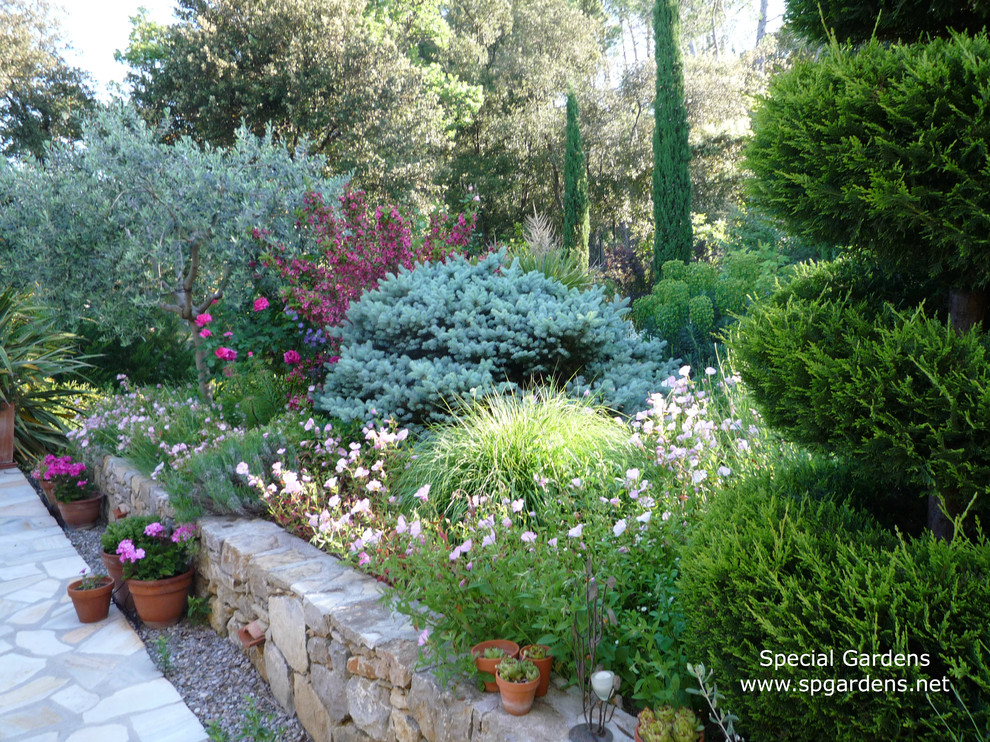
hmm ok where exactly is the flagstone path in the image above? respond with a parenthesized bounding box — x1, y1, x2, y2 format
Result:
(0, 467, 208, 741)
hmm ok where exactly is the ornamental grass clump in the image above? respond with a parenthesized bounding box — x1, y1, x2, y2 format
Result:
(394, 387, 638, 522)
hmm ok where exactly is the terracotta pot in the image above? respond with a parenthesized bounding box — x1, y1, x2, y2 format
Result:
(100, 550, 133, 611)
(520, 644, 553, 697)
(127, 568, 194, 628)
(634, 723, 705, 742)
(237, 620, 266, 648)
(67, 576, 113, 623)
(495, 666, 540, 716)
(471, 639, 520, 692)
(0, 402, 15, 470)
(57, 494, 104, 528)
(39, 480, 56, 507)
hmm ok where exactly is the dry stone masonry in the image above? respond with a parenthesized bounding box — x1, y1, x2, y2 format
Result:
(91, 454, 637, 741)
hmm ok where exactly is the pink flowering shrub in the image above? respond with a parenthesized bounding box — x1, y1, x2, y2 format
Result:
(259, 188, 478, 331)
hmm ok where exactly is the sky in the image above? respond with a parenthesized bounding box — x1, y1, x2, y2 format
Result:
(56, 0, 178, 98)
(55, 0, 785, 99)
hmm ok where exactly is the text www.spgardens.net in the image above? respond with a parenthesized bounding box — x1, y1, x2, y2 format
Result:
(739, 676, 953, 697)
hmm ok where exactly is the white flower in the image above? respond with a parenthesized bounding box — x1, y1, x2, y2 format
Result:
(717, 466, 731, 477)
(692, 469, 708, 484)
(612, 519, 627, 537)
(636, 511, 651, 524)
(235, 461, 249, 476)
(568, 523, 584, 539)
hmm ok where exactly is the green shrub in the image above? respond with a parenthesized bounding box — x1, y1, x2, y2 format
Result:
(316, 250, 677, 428)
(679, 461, 990, 741)
(784, 0, 989, 44)
(73, 318, 195, 388)
(727, 260, 989, 530)
(746, 33, 990, 291)
(632, 251, 783, 368)
(394, 387, 640, 522)
(0, 288, 91, 462)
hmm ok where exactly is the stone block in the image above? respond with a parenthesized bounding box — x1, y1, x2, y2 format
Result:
(332, 725, 375, 742)
(269, 594, 308, 673)
(311, 662, 349, 725)
(263, 641, 294, 714)
(309, 636, 331, 667)
(392, 710, 422, 742)
(294, 674, 332, 742)
(377, 638, 418, 688)
(390, 688, 409, 710)
(408, 673, 478, 742)
(346, 654, 379, 681)
(347, 676, 391, 740)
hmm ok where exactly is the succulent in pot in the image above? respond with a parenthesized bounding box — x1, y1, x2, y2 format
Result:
(495, 656, 541, 716)
(636, 705, 704, 742)
(471, 639, 520, 692)
(520, 644, 553, 697)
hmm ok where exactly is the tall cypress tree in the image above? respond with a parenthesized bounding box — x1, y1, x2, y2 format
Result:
(652, 0, 692, 274)
(562, 89, 590, 270)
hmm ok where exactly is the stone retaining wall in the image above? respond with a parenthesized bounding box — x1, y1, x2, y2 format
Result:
(90, 454, 638, 742)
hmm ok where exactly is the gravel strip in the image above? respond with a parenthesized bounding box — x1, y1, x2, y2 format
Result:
(47, 492, 313, 742)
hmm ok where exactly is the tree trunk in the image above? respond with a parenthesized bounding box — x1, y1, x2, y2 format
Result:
(190, 324, 212, 404)
(948, 287, 988, 334)
(756, 0, 768, 43)
(927, 287, 989, 538)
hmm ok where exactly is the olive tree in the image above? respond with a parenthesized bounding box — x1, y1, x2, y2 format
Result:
(0, 105, 346, 400)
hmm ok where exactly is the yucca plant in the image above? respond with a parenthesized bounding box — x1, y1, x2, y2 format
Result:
(0, 288, 92, 463)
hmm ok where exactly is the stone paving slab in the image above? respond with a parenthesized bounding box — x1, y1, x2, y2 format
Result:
(0, 468, 207, 741)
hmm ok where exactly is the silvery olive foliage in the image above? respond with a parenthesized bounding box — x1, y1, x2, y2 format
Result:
(0, 105, 345, 396)
(316, 250, 678, 427)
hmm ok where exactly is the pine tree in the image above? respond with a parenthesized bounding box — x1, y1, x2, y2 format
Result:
(562, 89, 590, 270)
(652, 0, 692, 274)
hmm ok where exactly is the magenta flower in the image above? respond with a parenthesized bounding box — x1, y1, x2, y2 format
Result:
(283, 350, 301, 365)
(171, 523, 197, 543)
(194, 313, 212, 327)
(215, 347, 237, 362)
(418, 628, 430, 646)
(116, 539, 146, 563)
(253, 296, 270, 312)
(199, 328, 212, 338)
(144, 522, 165, 537)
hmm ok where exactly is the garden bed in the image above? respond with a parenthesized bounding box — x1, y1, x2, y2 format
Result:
(91, 454, 639, 742)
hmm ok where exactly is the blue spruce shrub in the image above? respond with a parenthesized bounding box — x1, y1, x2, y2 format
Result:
(316, 250, 677, 427)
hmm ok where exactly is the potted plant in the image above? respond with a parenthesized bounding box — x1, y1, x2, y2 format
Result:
(35, 454, 103, 527)
(495, 656, 541, 716)
(119, 520, 199, 628)
(471, 639, 520, 692)
(635, 706, 704, 742)
(101, 515, 155, 609)
(520, 644, 553, 697)
(0, 289, 90, 468)
(66, 569, 114, 623)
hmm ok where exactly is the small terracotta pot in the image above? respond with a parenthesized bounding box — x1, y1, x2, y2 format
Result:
(67, 577, 113, 623)
(520, 645, 553, 697)
(127, 568, 194, 628)
(57, 494, 103, 528)
(471, 640, 520, 692)
(237, 620, 266, 648)
(39, 480, 56, 506)
(495, 666, 540, 716)
(100, 550, 133, 611)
